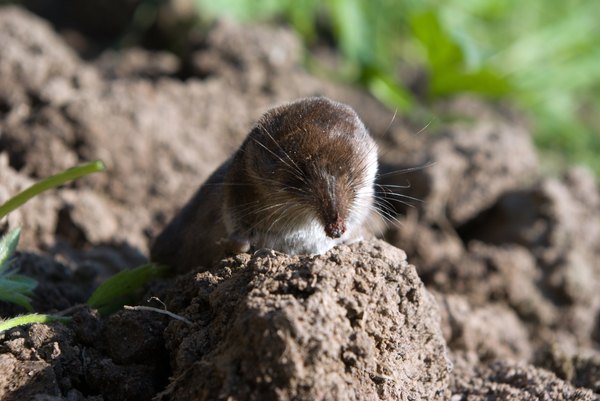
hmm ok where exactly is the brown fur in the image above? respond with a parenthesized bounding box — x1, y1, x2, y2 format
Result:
(151, 97, 377, 273)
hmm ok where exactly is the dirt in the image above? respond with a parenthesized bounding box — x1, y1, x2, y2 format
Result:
(0, 4, 599, 401)
(157, 242, 450, 401)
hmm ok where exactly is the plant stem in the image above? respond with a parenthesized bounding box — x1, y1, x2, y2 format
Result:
(0, 313, 71, 332)
(123, 305, 193, 325)
(0, 160, 106, 219)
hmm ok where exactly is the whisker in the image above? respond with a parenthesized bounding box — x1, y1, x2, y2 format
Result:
(376, 195, 418, 210)
(347, 139, 379, 191)
(202, 182, 255, 187)
(377, 191, 424, 204)
(368, 202, 402, 226)
(265, 204, 297, 236)
(250, 136, 306, 184)
(383, 108, 398, 138)
(414, 120, 433, 136)
(233, 197, 290, 220)
(376, 182, 411, 190)
(256, 123, 304, 177)
(376, 161, 436, 178)
(242, 170, 310, 195)
(375, 196, 405, 213)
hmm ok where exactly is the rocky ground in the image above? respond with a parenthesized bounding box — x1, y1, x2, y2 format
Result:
(0, 5, 599, 401)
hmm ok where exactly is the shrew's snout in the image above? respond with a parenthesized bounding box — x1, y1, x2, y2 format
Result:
(319, 173, 349, 239)
(325, 213, 346, 238)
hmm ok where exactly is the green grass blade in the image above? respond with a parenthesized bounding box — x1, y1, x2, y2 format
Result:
(0, 288, 34, 311)
(0, 160, 106, 220)
(432, 69, 511, 97)
(0, 227, 21, 273)
(0, 275, 38, 293)
(4, 274, 38, 287)
(410, 10, 464, 72)
(0, 314, 71, 333)
(87, 263, 168, 315)
(364, 67, 415, 111)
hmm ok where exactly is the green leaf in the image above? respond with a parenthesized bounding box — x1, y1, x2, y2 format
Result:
(432, 68, 511, 97)
(410, 10, 464, 72)
(192, 0, 288, 21)
(328, 0, 371, 64)
(0, 230, 37, 311)
(0, 277, 36, 294)
(0, 314, 71, 333)
(87, 263, 168, 315)
(0, 227, 21, 273)
(5, 274, 38, 286)
(285, 0, 320, 42)
(0, 160, 106, 220)
(0, 287, 34, 311)
(364, 67, 414, 111)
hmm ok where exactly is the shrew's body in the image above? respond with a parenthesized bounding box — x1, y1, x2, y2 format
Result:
(151, 97, 378, 272)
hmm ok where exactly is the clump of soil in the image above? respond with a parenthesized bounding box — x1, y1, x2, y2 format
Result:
(158, 241, 450, 400)
(0, 5, 599, 401)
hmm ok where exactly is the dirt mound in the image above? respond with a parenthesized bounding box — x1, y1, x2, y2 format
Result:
(158, 241, 450, 401)
(0, 5, 599, 401)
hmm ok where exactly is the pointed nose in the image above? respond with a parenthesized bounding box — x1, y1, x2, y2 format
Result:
(325, 213, 346, 239)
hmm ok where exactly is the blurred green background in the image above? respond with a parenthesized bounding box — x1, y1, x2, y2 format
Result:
(190, 0, 600, 176)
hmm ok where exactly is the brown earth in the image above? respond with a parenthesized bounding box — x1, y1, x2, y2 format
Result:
(0, 5, 599, 401)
